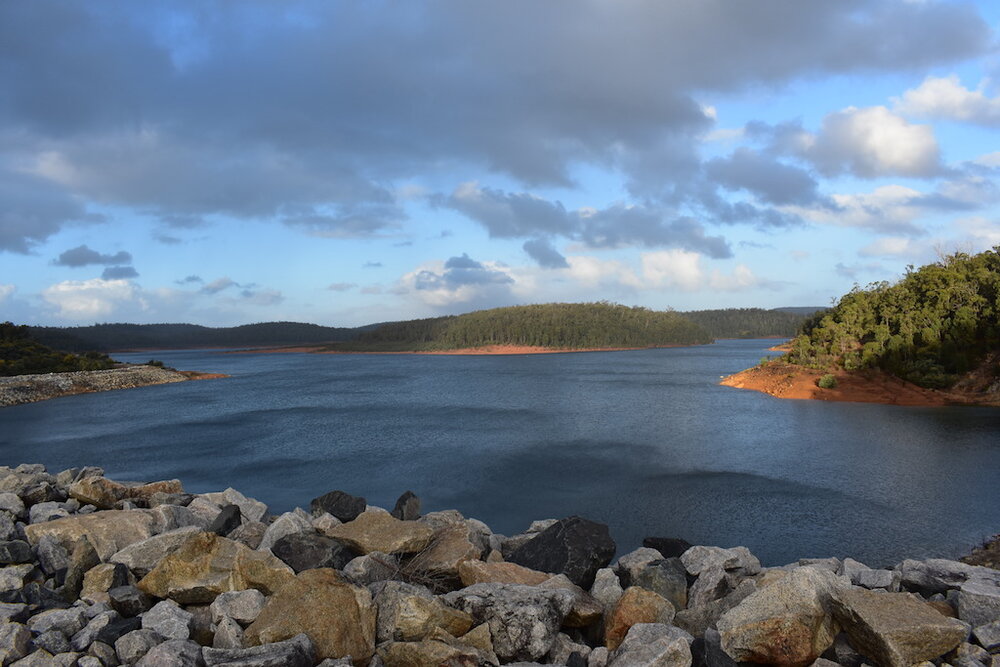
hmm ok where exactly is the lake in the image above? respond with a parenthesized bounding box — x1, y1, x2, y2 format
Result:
(1, 339, 997, 567)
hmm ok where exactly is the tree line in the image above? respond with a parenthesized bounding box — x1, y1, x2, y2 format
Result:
(785, 248, 1000, 388)
(0, 322, 115, 377)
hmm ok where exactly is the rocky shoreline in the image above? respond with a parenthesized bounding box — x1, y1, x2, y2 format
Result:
(0, 367, 226, 408)
(0, 465, 997, 666)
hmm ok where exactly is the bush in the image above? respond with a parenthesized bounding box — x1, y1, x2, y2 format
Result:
(147, 359, 165, 368)
(817, 374, 838, 389)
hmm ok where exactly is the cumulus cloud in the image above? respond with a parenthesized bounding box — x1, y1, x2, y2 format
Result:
(53, 245, 132, 267)
(41, 279, 142, 319)
(859, 237, 921, 258)
(200, 277, 238, 295)
(101, 266, 139, 280)
(955, 217, 1000, 248)
(441, 183, 732, 257)
(523, 238, 569, 269)
(0, 1, 990, 251)
(785, 185, 942, 235)
(0, 284, 14, 302)
(706, 148, 821, 205)
(640, 250, 779, 292)
(895, 75, 1000, 126)
(401, 254, 517, 308)
(176, 275, 203, 285)
(802, 107, 941, 178)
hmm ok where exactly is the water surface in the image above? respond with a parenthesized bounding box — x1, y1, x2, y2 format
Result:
(1, 340, 997, 567)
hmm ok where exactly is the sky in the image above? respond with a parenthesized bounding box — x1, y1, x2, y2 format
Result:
(1, 1, 1000, 328)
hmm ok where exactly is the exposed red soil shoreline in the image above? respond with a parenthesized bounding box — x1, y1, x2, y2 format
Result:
(721, 362, 998, 407)
(232, 344, 692, 356)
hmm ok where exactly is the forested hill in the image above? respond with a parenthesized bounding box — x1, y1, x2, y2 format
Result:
(29, 322, 373, 353)
(683, 308, 819, 339)
(785, 248, 1000, 389)
(349, 302, 712, 350)
(1, 322, 115, 376)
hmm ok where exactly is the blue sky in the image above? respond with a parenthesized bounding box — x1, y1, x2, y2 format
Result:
(2, 1, 999, 327)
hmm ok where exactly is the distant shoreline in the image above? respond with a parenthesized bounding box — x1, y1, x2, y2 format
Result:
(229, 343, 697, 356)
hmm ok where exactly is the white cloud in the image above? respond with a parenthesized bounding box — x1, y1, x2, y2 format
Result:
(0, 284, 14, 302)
(785, 185, 929, 235)
(973, 152, 1000, 168)
(859, 237, 921, 258)
(398, 258, 518, 308)
(640, 250, 774, 292)
(41, 279, 144, 320)
(895, 75, 1000, 126)
(955, 217, 1000, 248)
(564, 256, 642, 290)
(805, 106, 940, 178)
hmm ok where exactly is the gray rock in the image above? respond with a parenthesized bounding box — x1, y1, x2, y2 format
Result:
(202, 632, 315, 666)
(718, 567, 845, 665)
(8, 650, 56, 667)
(71, 610, 119, 651)
(630, 558, 688, 611)
(109, 585, 153, 618)
(201, 489, 268, 524)
(309, 490, 366, 523)
(270, 532, 353, 573)
(946, 641, 991, 667)
(614, 548, 665, 581)
(142, 600, 193, 641)
(95, 615, 143, 647)
(211, 615, 244, 649)
(51, 653, 84, 667)
(548, 632, 592, 665)
(443, 583, 574, 662)
(136, 638, 205, 666)
(209, 590, 266, 627)
(0, 515, 14, 543)
(342, 552, 399, 586)
(958, 580, 1000, 628)
(830, 586, 969, 667)
(688, 566, 731, 609)
(897, 559, 1000, 595)
(256, 512, 312, 553)
(972, 619, 1000, 650)
(608, 623, 692, 667)
(0, 495, 25, 520)
(208, 505, 242, 537)
(0, 542, 32, 566)
(799, 557, 842, 573)
(588, 646, 609, 667)
(0, 622, 31, 665)
(315, 660, 353, 667)
(27, 608, 88, 637)
(680, 546, 760, 577)
(150, 504, 206, 533)
(35, 534, 70, 579)
(185, 498, 223, 527)
(64, 537, 101, 601)
(110, 526, 203, 577)
(28, 502, 69, 525)
(0, 604, 26, 624)
(114, 629, 165, 664)
(0, 565, 35, 595)
(390, 491, 420, 521)
(227, 522, 267, 551)
(590, 568, 624, 611)
(698, 628, 739, 667)
(33, 629, 71, 654)
(507, 516, 616, 589)
(87, 640, 119, 666)
(838, 558, 900, 591)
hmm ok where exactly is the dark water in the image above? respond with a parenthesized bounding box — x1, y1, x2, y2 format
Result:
(1, 340, 997, 567)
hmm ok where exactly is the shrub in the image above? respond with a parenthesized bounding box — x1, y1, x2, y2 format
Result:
(147, 359, 165, 368)
(817, 374, 837, 389)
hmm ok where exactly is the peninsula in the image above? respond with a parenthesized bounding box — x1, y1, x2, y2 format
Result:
(723, 248, 1000, 407)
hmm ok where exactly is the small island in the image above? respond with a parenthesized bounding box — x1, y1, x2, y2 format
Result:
(723, 248, 1000, 407)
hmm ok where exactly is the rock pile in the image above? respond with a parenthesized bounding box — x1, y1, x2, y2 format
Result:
(0, 367, 193, 408)
(0, 463, 997, 666)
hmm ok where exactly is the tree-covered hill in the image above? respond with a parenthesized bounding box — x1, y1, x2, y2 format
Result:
(346, 302, 713, 350)
(683, 308, 818, 339)
(29, 322, 374, 353)
(785, 248, 1000, 389)
(1, 322, 115, 377)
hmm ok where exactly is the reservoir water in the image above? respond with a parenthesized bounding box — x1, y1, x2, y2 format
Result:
(1, 339, 997, 567)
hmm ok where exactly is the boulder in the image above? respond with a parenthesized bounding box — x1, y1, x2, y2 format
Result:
(376, 636, 481, 667)
(212, 615, 245, 649)
(271, 532, 354, 573)
(0, 622, 32, 665)
(442, 582, 574, 663)
(604, 586, 676, 651)
(539, 574, 604, 628)
(27, 608, 88, 636)
(391, 491, 420, 521)
(973, 619, 1000, 651)
(608, 623, 693, 667)
(115, 629, 164, 665)
(0, 542, 32, 566)
(614, 548, 665, 582)
(688, 566, 733, 609)
(830, 587, 969, 667)
(897, 559, 1000, 595)
(210, 590, 266, 626)
(63, 536, 101, 601)
(257, 511, 313, 553)
(372, 580, 473, 642)
(80, 562, 130, 604)
(342, 552, 400, 587)
(31, 629, 70, 655)
(507, 516, 616, 588)
(137, 532, 295, 604)
(310, 490, 366, 522)
(110, 525, 204, 576)
(68, 477, 183, 510)
(717, 567, 845, 666)
(228, 522, 268, 550)
(547, 632, 592, 665)
(643, 537, 694, 559)
(458, 560, 550, 587)
(630, 559, 688, 611)
(957, 580, 1000, 627)
(142, 600, 193, 640)
(405, 522, 482, 582)
(135, 638, 205, 666)
(0, 494, 25, 520)
(108, 585, 153, 618)
(208, 505, 242, 537)
(203, 632, 315, 667)
(680, 546, 761, 577)
(24, 510, 160, 561)
(322, 511, 433, 556)
(201, 488, 268, 524)
(590, 567, 625, 612)
(244, 568, 376, 664)
(186, 498, 223, 526)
